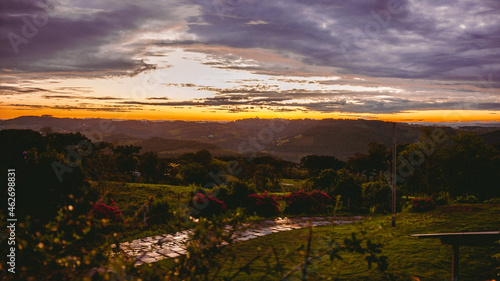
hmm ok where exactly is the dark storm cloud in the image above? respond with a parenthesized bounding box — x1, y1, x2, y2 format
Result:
(186, 0, 500, 84)
(0, 85, 54, 94)
(1, 0, 498, 116)
(9, 102, 139, 112)
(0, 0, 169, 75)
(2, 0, 498, 84)
(43, 95, 124, 100)
(119, 93, 498, 114)
(0, 84, 118, 97)
(147, 97, 171, 100)
(54, 87, 93, 93)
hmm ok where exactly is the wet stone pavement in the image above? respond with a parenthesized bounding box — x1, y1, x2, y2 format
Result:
(118, 216, 362, 265)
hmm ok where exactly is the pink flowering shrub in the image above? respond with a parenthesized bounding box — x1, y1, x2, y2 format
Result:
(410, 198, 435, 212)
(191, 193, 226, 218)
(283, 190, 332, 215)
(247, 192, 280, 217)
(92, 198, 124, 223)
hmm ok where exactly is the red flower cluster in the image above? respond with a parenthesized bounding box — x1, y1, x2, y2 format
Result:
(410, 198, 435, 212)
(248, 192, 280, 217)
(192, 193, 226, 217)
(92, 198, 124, 222)
(283, 190, 332, 214)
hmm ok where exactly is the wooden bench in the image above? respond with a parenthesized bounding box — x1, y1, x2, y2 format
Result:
(411, 231, 500, 281)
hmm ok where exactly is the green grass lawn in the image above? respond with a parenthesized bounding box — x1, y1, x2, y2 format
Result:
(98, 181, 500, 279)
(95, 181, 200, 241)
(96, 181, 193, 215)
(152, 203, 500, 280)
(280, 178, 306, 192)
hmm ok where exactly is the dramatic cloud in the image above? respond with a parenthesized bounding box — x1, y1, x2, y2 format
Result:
(0, 85, 53, 94)
(0, 0, 178, 75)
(0, 0, 498, 119)
(43, 95, 124, 100)
(8, 102, 140, 112)
(186, 0, 500, 83)
(119, 94, 499, 114)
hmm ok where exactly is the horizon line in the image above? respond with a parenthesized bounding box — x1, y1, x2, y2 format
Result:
(1, 114, 499, 126)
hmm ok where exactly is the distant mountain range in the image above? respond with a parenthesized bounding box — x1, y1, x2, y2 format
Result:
(1, 116, 498, 162)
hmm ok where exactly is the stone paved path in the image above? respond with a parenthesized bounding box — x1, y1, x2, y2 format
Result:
(119, 216, 362, 265)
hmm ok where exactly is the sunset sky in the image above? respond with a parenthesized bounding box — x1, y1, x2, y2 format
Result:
(1, 0, 499, 122)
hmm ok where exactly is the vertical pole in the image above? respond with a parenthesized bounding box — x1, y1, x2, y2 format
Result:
(142, 205, 148, 227)
(452, 244, 459, 281)
(392, 123, 397, 227)
(302, 226, 313, 281)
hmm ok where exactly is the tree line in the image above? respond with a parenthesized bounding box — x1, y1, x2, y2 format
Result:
(1, 128, 499, 220)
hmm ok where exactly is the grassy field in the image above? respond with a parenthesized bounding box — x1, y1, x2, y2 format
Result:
(152, 203, 500, 280)
(100, 180, 309, 218)
(95, 181, 194, 216)
(98, 181, 500, 279)
(280, 178, 306, 192)
(94, 181, 196, 241)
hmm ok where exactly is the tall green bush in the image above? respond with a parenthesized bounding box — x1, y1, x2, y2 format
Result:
(148, 197, 171, 225)
(362, 181, 391, 213)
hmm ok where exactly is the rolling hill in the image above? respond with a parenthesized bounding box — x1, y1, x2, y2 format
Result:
(1, 116, 498, 162)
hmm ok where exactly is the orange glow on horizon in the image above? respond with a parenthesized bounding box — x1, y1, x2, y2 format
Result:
(0, 106, 498, 123)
